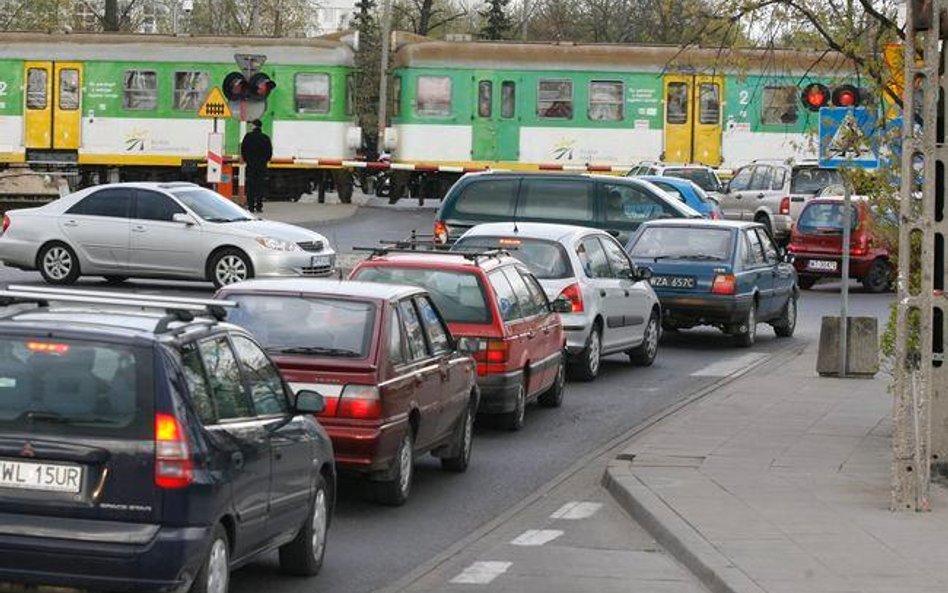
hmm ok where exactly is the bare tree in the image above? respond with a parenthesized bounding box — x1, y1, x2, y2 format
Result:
(393, 0, 467, 36)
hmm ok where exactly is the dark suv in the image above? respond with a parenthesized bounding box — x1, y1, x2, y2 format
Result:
(0, 286, 335, 593)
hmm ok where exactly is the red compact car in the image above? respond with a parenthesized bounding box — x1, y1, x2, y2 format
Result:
(217, 279, 478, 506)
(350, 250, 568, 431)
(788, 197, 894, 292)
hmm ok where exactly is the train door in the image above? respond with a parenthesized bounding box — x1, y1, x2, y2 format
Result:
(662, 74, 723, 166)
(472, 73, 520, 161)
(23, 61, 82, 151)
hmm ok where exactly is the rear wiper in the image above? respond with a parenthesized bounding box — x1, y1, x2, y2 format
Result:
(679, 254, 725, 261)
(24, 410, 118, 425)
(273, 346, 362, 357)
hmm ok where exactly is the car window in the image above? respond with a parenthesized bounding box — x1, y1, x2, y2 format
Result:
(755, 228, 779, 263)
(663, 168, 720, 192)
(389, 308, 406, 366)
(577, 237, 613, 278)
(415, 296, 451, 355)
(134, 190, 185, 222)
(519, 269, 551, 314)
(749, 166, 773, 191)
(453, 236, 572, 280)
(771, 167, 787, 191)
(398, 300, 430, 361)
(231, 335, 289, 416)
(600, 236, 633, 278)
(741, 232, 755, 266)
(745, 229, 767, 266)
(790, 167, 844, 194)
(503, 266, 540, 318)
(181, 344, 216, 424)
(452, 179, 519, 218)
(352, 266, 491, 324)
(628, 226, 732, 262)
(66, 188, 131, 218)
(602, 182, 677, 226)
(518, 178, 593, 223)
(652, 181, 687, 203)
(197, 337, 254, 421)
(489, 270, 522, 322)
(797, 202, 859, 232)
(728, 167, 754, 192)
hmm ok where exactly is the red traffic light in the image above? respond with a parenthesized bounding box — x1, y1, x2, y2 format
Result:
(832, 84, 860, 107)
(800, 83, 830, 111)
(248, 73, 276, 99)
(223, 71, 248, 101)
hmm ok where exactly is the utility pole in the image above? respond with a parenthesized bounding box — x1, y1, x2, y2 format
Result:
(520, 0, 530, 40)
(377, 0, 393, 152)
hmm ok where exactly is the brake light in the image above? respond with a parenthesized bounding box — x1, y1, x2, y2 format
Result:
(851, 235, 870, 256)
(779, 197, 791, 215)
(155, 413, 193, 489)
(336, 385, 382, 419)
(433, 220, 448, 245)
(557, 283, 584, 313)
(1, 214, 9, 234)
(711, 274, 737, 295)
(27, 341, 70, 355)
(709, 209, 722, 220)
(472, 339, 510, 376)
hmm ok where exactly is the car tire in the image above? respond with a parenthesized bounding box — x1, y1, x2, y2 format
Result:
(661, 321, 680, 333)
(862, 259, 892, 293)
(772, 295, 797, 338)
(376, 432, 414, 506)
(538, 353, 566, 408)
(37, 242, 81, 285)
(279, 475, 330, 576)
(103, 275, 128, 285)
(754, 213, 775, 240)
(734, 301, 758, 348)
(441, 405, 474, 472)
(189, 525, 229, 593)
(500, 381, 527, 431)
(798, 275, 818, 290)
(571, 324, 601, 382)
(629, 310, 660, 366)
(209, 248, 254, 289)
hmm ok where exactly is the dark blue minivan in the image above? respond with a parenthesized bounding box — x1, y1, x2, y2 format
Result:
(0, 286, 335, 593)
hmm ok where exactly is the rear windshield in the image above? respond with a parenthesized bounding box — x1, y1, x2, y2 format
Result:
(663, 168, 720, 192)
(454, 236, 572, 280)
(797, 202, 858, 232)
(629, 226, 734, 262)
(789, 168, 843, 195)
(353, 266, 492, 324)
(226, 296, 376, 358)
(0, 336, 152, 437)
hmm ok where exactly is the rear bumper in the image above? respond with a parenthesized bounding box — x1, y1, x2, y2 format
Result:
(659, 293, 753, 326)
(321, 418, 407, 474)
(476, 369, 524, 414)
(0, 236, 39, 270)
(792, 254, 875, 278)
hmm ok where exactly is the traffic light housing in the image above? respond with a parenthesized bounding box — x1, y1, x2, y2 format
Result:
(801, 83, 865, 112)
(248, 73, 276, 100)
(831, 84, 860, 107)
(801, 83, 830, 112)
(222, 71, 276, 101)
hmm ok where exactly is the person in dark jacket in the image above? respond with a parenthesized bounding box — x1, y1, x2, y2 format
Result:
(240, 119, 272, 213)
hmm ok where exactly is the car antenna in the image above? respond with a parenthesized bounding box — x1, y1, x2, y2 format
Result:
(512, 184, 520, 234)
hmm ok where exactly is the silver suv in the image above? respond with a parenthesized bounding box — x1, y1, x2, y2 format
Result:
(717, 160, 844, 241)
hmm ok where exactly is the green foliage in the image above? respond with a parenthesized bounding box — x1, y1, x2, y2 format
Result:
(480, 0, 510, 40)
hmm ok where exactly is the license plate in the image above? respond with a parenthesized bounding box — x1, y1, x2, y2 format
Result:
(807, 259, 838, 272)
(650, 275, 696, 289)
(311, 255, 331, 268)
(0, 459, 83, 493)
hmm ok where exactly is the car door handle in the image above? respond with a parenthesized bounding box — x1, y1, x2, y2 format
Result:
(132, 225, 146, 233)
(63, 220, 78, 227)
(273, 448, 283, 461)
(756, 193, 765, 199)
(526, 331, 536, 339)
(600, 289, 607, 297)
(543, 326, 552, 335)
(624, 289, 631, 297)
(231, 451, 244, 469)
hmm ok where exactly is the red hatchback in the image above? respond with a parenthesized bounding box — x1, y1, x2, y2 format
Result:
(217, 279, 478, 506)
(788, 197, 894, 293)
(350, 250, 567, 431)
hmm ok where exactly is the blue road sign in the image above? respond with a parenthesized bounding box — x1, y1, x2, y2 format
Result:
(818, 107, 880, 169)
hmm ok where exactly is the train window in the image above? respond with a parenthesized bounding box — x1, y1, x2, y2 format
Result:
(761, 86, 799, 125)
(346, 75, 355, 116)
(174, 71, 210, 111)
(666, 82, 687, 124)
(295, 73, 331, 114)
(589, 81, 623, 122)
(26, 68, 47, 110)
(698, 83, 720, 124)
(501, 81, 515, 118)
(123, 70, 158, 111)
(59, 69, 80, 111)
(416, 76, 452, 117)
(537, 79, 572, 119)
(391, 75, 402, 116)
(478, 81, 492, 118)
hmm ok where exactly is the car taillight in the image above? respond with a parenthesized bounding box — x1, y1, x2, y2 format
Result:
(336, 385, 382, 419)
(433, 220, 448, 245)
(709, 209, 722, 220)
(1, 214, 9, 235)
(779, 197, 791, 215)
(155, 413, 193, 489)
(851, 235, 870, 256)
(711, 273, 737, 295)
(557, 283, 584, 313)
(472, 339, 510, 376)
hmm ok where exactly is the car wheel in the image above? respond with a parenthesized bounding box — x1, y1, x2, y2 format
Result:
(572, 324, 601, 381)
(441, 405, 474, 472)
(279, 475, 329, 576)
(37, 242, 80, 285)
(661, 321, 680, 333)
(376, 432, 414, 506)
(103, 275, 128, 285)
(538, 353, 566, 408)
(772, 295, 797, 338)
(862, 259, 892, 293)
(629, 310, 660, 366)
(734, 302, 758, 348)
(798, 275, 818, 290)
(500, 381, 527, 431)
(209, 249, 253, 289)
(189, 525, 229, 593)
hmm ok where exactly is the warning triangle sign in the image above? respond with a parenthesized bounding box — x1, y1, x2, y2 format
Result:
(826, 111, 871, 160)
(197, 87, 232, 119)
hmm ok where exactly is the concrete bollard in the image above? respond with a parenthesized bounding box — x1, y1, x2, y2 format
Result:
(817, 316, 879, 377)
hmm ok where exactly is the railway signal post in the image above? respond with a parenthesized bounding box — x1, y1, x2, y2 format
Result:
(196, 87, 232, 191)
(225, 54, 275, 207)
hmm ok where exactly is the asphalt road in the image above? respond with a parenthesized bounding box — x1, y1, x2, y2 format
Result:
(0, 207, 893, 593)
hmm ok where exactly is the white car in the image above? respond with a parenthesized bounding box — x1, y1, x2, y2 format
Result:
(0, 182, 336, 288)
(453, 222, 662, 381)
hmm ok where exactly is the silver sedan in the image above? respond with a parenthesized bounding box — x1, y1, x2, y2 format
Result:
(0, 182, 336, 288)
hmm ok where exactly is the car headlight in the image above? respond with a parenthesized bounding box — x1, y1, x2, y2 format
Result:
(255, 237, 302, 252)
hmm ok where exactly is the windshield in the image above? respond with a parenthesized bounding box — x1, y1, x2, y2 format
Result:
(226, 296, 375, 358)
(797, 202, 859, 233)
(453, 237, 572, 280)
(353, 266, 492, 324)
(790, 168, 844, 195)
(663, 168, 720, 192)
(629, 226, 734, 261)
(171, 188, 254, 222)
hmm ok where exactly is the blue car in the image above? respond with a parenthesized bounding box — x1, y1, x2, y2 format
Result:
(639, 175, 723, 220)
(627, 220, 798, 347)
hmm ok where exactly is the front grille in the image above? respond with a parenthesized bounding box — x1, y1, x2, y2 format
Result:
(300, 264, 333, 276)
(297, 241, 324, 252)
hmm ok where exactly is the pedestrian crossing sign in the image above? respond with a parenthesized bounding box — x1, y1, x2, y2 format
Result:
(197, 87, 232, 119)
(818, 107, 879, 168)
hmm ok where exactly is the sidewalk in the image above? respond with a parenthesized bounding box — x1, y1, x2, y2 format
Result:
(604, 342, 948, 593)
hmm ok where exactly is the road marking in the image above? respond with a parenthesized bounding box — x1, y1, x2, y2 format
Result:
(690, 352, 768, 377)
(510, 529, 563, 546)
(449, 561, 513, 584)
(550, 501, 603, 520)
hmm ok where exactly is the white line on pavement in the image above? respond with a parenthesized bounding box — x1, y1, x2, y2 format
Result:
(449, 561, 513, 585)
(550, 501, 603, 520)
(690, 352, 768, 377)
(510, 529, 563, 546)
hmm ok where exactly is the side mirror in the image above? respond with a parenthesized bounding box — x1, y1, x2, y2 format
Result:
(781, 251, 795, 264)
(551, 297, 573, 314)
(294, 389, 326, 414)
(456, 336, 481, 354)
(173, 213, 196, 226)
(634, 266, 653, 282)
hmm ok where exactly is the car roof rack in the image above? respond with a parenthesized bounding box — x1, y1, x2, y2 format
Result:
(354, 245, 513, 262)
(0, 285, 237, 334)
